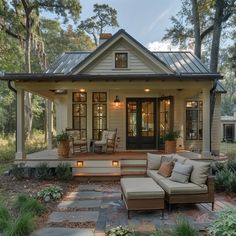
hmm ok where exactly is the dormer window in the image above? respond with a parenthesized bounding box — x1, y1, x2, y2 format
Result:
(115, 52, 128, 68)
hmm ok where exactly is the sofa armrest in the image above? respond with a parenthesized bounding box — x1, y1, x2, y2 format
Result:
(207, 175, 215, 201)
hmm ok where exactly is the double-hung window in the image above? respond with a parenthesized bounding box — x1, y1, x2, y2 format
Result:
(115, 52, 128, 68)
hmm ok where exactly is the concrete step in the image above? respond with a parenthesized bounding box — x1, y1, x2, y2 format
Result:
(121, 170, 146, 177)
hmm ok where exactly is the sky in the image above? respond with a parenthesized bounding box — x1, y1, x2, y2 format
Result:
(79, 0, 182, 49)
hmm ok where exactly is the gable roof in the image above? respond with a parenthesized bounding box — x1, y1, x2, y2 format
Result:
(69, 29, 174, 75)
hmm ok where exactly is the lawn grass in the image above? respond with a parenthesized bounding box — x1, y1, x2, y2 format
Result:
(220, 142, 236, 155)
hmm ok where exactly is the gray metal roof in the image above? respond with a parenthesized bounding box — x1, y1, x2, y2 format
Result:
(221, 116, 236, 121)
(46, 52, 90, 74)
(153, 52, 209, 74)
(216, 81, 227, 93)
(46, 50, 212, 75)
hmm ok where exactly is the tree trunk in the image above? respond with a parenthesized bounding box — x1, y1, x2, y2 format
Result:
(191, 0, 201, 59)
(24, 9, 33, 137)
(210, 0, 224, 73)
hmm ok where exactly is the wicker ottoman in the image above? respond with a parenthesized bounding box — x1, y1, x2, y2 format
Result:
(121, 177, 165, 219)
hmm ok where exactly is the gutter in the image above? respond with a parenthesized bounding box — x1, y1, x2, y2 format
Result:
(209, 79, 218, 153)
(7, 80, 17, 152)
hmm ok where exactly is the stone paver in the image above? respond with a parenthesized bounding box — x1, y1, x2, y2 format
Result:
(48, 211, 99, 223)
(79, 184, 97, 191)
(58, 200, 101, 209)
(31, 227, 94, 236)
(67, 191, 103, 199)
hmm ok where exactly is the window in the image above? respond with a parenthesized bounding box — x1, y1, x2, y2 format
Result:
(186, 101, 203, 140)
(115, 52, 128, 68)
(92, 92, 107, 140)
(72, 92, 87, 139)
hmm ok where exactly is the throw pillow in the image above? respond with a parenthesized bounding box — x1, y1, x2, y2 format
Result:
(147, 153, 162, 170)
(160, 155, 173, 164)
(185, 159, 210, 187)
(172, 154, 187, 164)
(170, 162, 193, 183)
(158, 161, 175, 177)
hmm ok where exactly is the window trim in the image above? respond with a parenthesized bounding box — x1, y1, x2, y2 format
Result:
(185, 100, 203, 140)
(113, 51, 129, 69)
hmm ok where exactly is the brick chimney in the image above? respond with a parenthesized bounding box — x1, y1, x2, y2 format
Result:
(99, 33, 112, 45)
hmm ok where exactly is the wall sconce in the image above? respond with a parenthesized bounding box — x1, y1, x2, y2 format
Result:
(77, 161, 84, 167)
(113, 95, 121, 108)
(112, 160, 119, 167)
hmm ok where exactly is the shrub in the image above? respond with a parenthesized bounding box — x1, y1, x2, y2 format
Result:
(226, 159, 236, 172)
(171, 215, 199, 236)
(35, 162, 53, 180)
(5, 213, 35, 236)
(150, 231, 165, 236)
(55, 162, 72, 180)
(106, 225, 135, 236)
(37, 185, 63, 202)
(0, 205, 10, 232)
(11, 163, 25, 180)
(215, 167, 236, 193)
(14, 195, 45, 216)
(208, 208, 236, 236)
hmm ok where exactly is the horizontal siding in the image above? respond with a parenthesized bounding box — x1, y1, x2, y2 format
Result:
(84, 41, 157, 75)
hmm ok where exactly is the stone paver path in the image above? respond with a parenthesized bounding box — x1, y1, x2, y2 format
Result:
(32, 182, 236, 236)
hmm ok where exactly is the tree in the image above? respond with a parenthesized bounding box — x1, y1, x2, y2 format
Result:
(78, 4, 119, 46)
(0, 0, 81, 137)
(163, 0, 235, 72)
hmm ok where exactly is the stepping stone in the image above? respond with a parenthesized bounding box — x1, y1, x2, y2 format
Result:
(67, 191, 103, 199)
(48, 211, 99, 223)
(31, 227, 94, 236)
(79, 184, 97, 191)
(58, 200, 101, 209)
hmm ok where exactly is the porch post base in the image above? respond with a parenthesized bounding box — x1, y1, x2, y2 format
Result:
(201, 151, 211, 158)
(15, 152, 26, 160)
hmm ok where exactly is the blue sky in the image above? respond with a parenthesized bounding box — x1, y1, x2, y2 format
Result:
(79, 0, 181, 46)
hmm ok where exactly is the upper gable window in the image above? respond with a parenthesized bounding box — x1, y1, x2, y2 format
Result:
(115, 52, 128, 68)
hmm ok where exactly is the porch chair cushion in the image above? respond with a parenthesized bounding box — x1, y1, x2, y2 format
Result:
(158, 161, 175, 177)
(170, 162, 193, 183)
(147, 153, 162, 170)
(185, 159, 211, 187)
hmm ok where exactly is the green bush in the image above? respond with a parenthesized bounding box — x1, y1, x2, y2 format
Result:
(208, 208, 236, 236)
(37, 185, 63, 202)
(0, 205, 10, 232)
(215, 167, 236, 193)
(55, 162, 72, 180)
(106, 225, 135, 236)
(5, 213, 35, 236)
(35, 162, 53, 180)
(171, 216, 199, 236)
(226, 159, 236, 172)
(150, 231, 164, 236)
(11, 163, 25, 180)
(14, 195, 45, 215)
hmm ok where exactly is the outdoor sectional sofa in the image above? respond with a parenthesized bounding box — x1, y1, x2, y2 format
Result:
(146, 153, 215, 211)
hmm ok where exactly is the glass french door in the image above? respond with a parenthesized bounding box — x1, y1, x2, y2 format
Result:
(126, 98, 156, 149)
(158, 96, 174, 149)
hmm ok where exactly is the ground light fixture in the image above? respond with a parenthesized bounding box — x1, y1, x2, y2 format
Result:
(112, 160, 119, 167)
(77, 161, 84, 167)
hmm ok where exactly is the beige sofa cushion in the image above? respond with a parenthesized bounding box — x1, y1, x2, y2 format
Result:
(121, 177, 165, 199)
(158, 178, 208, 195)
(170, 162, 193, 183)
(185, 160, 210, 186)
(172, 154, 187, 164)
(147, 153, 162, 170)
(158, 161, 174, 177)
(147, 170, 166, 184)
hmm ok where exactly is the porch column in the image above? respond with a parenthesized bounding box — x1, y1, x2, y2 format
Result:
(202, 88, 211, 158)
(47, 100, 53, 150)
(15, 88, 26, 159)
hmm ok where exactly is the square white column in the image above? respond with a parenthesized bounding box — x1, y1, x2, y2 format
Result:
(15, 88, 26, 159)
(47, 100, 53, 150)
(202, 88, 211, 158)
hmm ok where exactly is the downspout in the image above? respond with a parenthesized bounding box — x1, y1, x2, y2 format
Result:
(7, 80, 17, 152)
(209, 79, 218, 153)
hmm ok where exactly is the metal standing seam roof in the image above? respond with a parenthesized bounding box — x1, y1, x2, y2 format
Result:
(46, 51, 212, 75)
(46, 52, 90, 74)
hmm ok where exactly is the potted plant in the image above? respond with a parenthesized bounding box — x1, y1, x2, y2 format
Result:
(164, 130, 180, 154)
(56, 131, 70, 158)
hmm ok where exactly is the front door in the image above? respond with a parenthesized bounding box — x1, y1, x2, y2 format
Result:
(126, 98, 156, 149)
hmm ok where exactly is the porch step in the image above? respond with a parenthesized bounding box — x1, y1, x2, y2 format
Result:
(120, 164, 147, 168)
